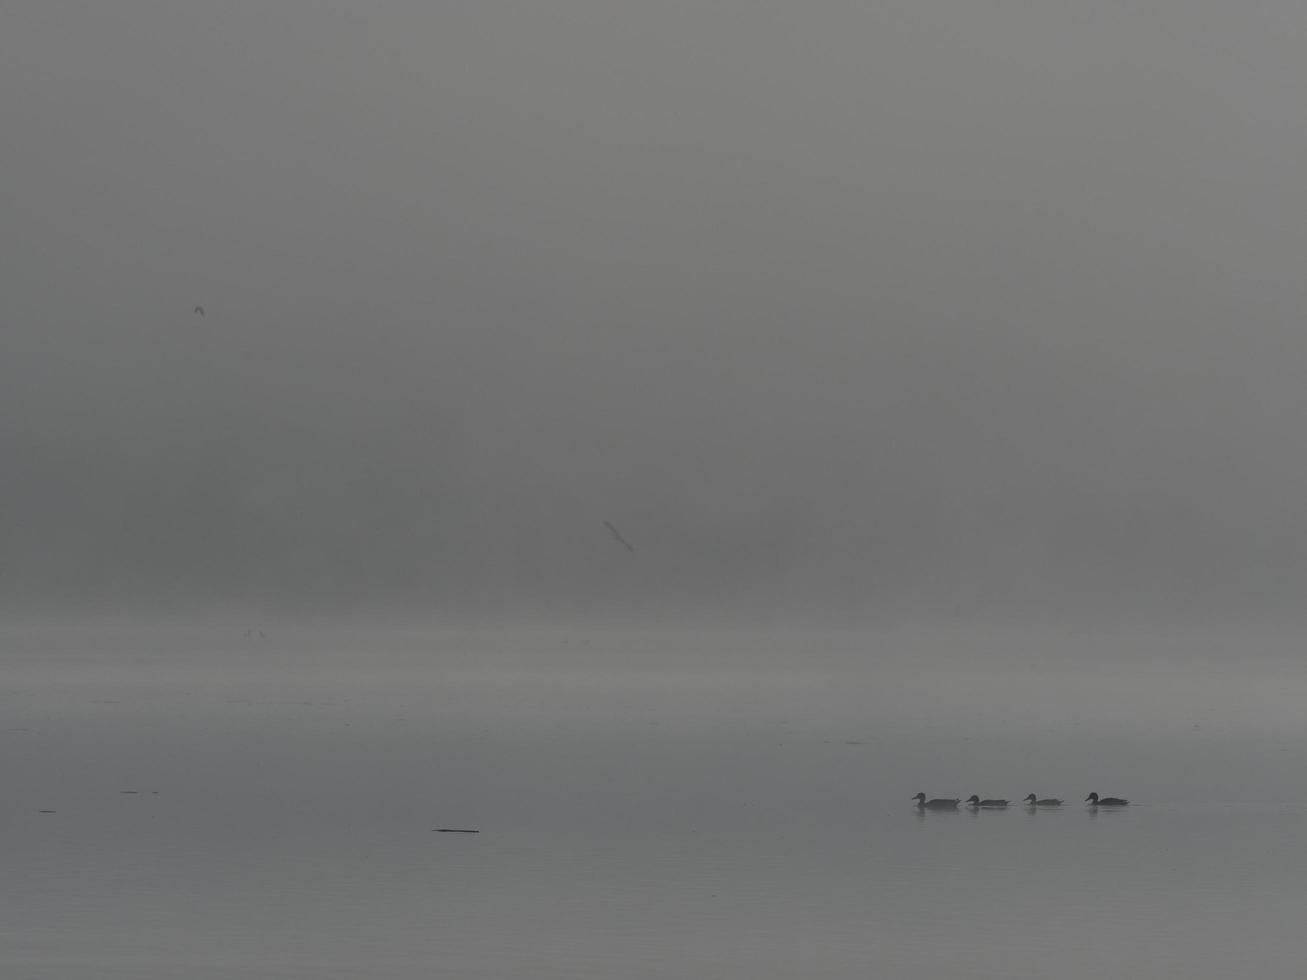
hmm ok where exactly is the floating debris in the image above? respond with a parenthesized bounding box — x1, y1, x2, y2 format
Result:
(433, 828, 480, 833)
(38, 810, 56, 814)
(603, 521, 635, 552)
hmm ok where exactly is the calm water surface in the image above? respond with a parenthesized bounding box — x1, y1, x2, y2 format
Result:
(4, 624, 1307, 978)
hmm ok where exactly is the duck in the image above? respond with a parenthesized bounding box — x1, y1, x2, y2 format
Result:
(964, 795, 1009, 808)
(1023, 794, 1063, 806)
(912, 793, 960, 809)
(1085, 792, 1129, 806)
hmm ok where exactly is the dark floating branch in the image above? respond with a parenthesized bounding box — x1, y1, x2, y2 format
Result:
(603, 521, 635, 552)
(433, 828, 480, 833)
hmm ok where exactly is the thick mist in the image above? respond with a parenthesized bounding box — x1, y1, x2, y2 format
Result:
(4, 3, 1307, 620)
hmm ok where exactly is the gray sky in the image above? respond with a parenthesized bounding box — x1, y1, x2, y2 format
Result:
(3, 2, 1307, 620)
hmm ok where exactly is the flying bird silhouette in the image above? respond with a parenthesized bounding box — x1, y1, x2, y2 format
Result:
(193, 305, 205, 316)
(604, 521, 635, 552)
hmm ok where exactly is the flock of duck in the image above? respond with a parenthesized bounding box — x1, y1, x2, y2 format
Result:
(913, 792, 1130, 810)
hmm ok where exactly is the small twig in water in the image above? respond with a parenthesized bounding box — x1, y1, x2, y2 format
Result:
(604, 521, 635, 552)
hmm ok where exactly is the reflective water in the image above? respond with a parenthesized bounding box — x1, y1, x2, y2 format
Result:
(5, 624, 1307, 978)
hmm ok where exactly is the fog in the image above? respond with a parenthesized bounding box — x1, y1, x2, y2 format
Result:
(4, 2, 1307, 621)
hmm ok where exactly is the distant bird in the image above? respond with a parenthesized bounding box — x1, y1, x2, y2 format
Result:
(965, 795, 1009, 808)
(1085, 793, 1129, 806)
(604, 521, 635, 552)
(1023, 794, 1063, 806)
(912, 793, 960, 810)
(193, 305, 205, 316)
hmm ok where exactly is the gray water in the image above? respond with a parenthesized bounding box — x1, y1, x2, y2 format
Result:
(5, 623, 1307, 978)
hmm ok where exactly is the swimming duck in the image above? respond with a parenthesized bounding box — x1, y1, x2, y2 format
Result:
(1085, 793, 1129, 806)
(964, 795, 1009, 808)
(1023, 795, 1063, 806)
(912, 793, 960, 809)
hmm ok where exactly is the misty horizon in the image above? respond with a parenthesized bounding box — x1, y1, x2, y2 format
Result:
(5, 3, 1307, 623)
(8, 9, 1307, 977)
